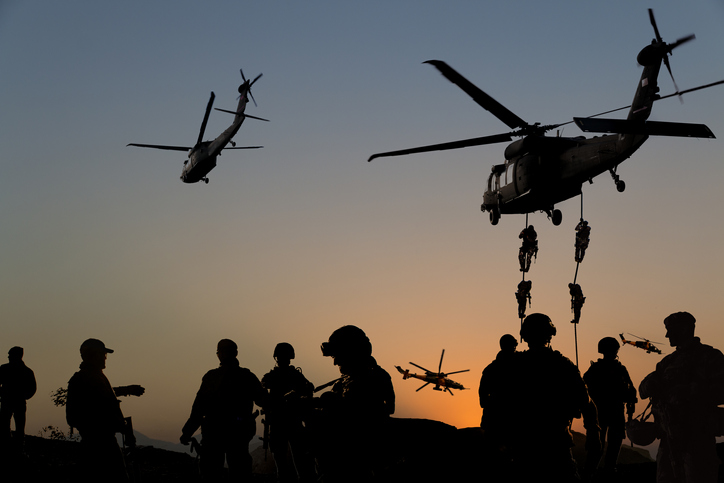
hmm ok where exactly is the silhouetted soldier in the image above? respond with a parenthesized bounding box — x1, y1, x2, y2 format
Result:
(569, 283, 585, 324)
(518, 225, 538, 272)
(574, 220, 591, 263)
(515, 280, 532, 319)
(66, 339, 145, 483)
(180, 339, 267, 482)
(315, 325, 395, 482)
(261, 342, 316, 483)
(582, 337, 637, 478)
(509, 313, 600, 483)
(0, 347, 36, 453)
(479, 334, 518, 479)
(639, 312, 724, 483)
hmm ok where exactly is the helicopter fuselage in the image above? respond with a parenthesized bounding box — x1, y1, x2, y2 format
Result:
(482, 132, 648, 217)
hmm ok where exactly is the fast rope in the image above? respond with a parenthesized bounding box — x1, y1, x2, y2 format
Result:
(570, 192, 591, 368)
(516, 213, 536, 341)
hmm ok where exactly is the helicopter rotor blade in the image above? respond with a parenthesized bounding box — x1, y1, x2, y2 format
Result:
(409, 362, 432, 373)
(648, 9, 663, 44)
(127, 143, 191, 152)
(196, 92, 216, 146)
(438, 349, 445, 374)
(416, 382, 431, 392)
(445, 387, 455, 396)
(424, 60, 530, 131)
(367, 133, 513, 162)
(445, 369, 470, 376)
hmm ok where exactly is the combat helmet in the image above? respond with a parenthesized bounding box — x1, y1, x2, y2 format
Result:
(321, 325, 372, 360)
(598, 336, 620, 355)
(274, 342, 295, 360)
(520, 313, 557, 343)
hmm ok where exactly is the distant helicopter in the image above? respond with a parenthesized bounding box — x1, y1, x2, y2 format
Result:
(368, 10, 723, 226)
(395, 349, 469, 395)
(128, 69, 268, 184)
(619, 333, 662, 354)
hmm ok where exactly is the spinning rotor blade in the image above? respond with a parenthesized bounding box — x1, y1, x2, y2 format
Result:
(648, 9, 695, 98)
(222, 146, 264, 150)
(197, 92, 216, 146)
(445, 387, 454, 396)
(445, 369, 470, 376)
(367, 133, 513, 162)
(409, 362, 432, 373)
(127, 143, 191, 152)
(425, 60, 529, 131)
(439, 349, 445, 374)
(416, 382, 431, 392)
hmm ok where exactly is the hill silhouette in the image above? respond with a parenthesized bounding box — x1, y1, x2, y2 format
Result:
(3, 425, 657, 482)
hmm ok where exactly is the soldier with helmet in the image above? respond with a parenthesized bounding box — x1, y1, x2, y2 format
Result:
(261, 342, 316, 483)
(582, 337, 637, 478)
(180, 339, 267, 482)
(509, 314, 600, 483)
(0, 346, 36, 453)
(315, 325, 395, 482)
(66, 339, 145, 483)
(518, 225, 538, 272)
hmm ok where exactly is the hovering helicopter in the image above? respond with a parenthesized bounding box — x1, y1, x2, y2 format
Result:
(368, 10, 723, 226)
(619, 333, 662, 355)
(128, 69, 268, 184)
(395, 349, 469, 395)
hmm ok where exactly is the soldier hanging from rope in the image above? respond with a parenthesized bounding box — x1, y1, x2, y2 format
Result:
(515, 279, 532, 319)
(574, 219, 591, 263)
(569, 283, 586, 324)
(518, 225, 538, 272)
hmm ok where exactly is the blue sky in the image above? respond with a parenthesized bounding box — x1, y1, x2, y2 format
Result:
(1, 1, 723, 445)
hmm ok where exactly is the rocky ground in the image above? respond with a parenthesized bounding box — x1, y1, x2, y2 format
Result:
(2, 428, 660, 482)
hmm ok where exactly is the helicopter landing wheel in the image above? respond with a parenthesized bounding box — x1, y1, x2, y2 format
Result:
(616, 180, 626, 192)
(489, 208, 500, 225)
(551, 209, 562, 226)
(203, 178, 209, 184)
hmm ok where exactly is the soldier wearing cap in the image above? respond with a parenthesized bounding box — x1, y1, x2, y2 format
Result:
(180, 339, 267, 482)
(583, 337, 637, 477)
(66, 339, 145, 483)
(261, 342, 316, 482)
(508, 314, 599, 483)
(639, 312, 724, 483)
(0, 346, 36, 453)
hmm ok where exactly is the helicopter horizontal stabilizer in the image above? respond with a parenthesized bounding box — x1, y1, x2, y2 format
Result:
(574, 118, 715, 138)
(127, 143, 191, 152)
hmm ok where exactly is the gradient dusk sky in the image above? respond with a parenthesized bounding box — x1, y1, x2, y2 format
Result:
(1, 1, 723, 450)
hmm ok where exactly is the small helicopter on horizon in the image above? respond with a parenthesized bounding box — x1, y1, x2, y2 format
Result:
(395, 349, 469, 395)
(619, 333, 663, 355)
(128, 69, 268, 184)
(368, 10, 723, 226)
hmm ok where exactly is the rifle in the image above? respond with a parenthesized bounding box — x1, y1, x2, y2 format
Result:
(313, 376, 348, 393)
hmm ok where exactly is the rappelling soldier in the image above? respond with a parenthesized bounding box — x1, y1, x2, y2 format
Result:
(518, 225, 538, 272)
(314, 325, 395, 483)
(180, 339, 267, 482)
(569, 283, 585, 324)
(261, 343, 316, 483)
(574, 220, 591, 263)
(515, 280, 532, 319)
(582, 337, 637, 478)
(508, 314, 600, 483)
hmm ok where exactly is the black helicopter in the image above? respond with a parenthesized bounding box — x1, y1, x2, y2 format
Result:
(619, 333, 663, 355)
(368, 10, 723, 226)
(395, 349, 469, 395)
(128, 69, 268, 184)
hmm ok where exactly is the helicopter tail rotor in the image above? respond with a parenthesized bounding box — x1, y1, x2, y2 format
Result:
(642, 9, 696, 99)
(239, 69, 262, 107)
